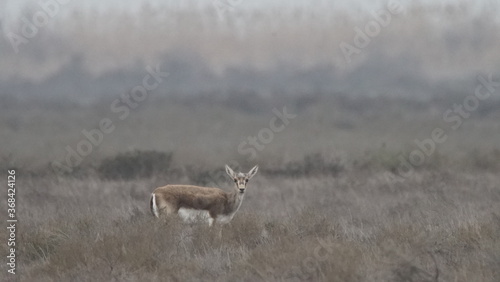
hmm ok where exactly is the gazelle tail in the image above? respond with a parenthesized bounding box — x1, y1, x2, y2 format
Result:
(150, 193, 159, 217)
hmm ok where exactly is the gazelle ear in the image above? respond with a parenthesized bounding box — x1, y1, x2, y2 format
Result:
(225, 165, 235, 178)
(247, 165, 258, 179)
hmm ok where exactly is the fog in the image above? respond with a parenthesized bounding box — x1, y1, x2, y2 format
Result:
(1, 0, 499, 103)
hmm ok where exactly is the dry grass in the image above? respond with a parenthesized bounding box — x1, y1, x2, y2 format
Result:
(1, 164, 498, 281)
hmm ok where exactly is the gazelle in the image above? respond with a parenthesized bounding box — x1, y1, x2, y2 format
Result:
(150, 165, 258, 226)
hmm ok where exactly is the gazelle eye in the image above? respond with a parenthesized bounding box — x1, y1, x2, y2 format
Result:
(234, 179, 238, 183)
(245, 179, 248, 182)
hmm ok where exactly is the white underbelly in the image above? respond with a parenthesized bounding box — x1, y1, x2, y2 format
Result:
(216, 213, 235, 224)
(177, 208, 211, 223)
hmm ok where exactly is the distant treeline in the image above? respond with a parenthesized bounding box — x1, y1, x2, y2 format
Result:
(1, 1, 499, 101)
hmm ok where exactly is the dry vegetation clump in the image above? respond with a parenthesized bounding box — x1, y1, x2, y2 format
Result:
(97, 150, 173, 180)
(266, 153, 345, 178)
(183, 165, 228, 187)
(464, 149, 500, 172)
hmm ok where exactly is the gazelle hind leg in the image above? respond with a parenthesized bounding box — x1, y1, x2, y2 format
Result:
(161, 202, 176, 218)
(151, 194, 175, 218)
(154, 198, 176, 219)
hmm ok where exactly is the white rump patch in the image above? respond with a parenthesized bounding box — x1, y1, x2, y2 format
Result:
(151, 193, 159, 218)
(178, 208, 211, 224)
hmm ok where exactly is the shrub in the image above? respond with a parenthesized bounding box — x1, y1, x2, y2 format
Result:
(184, 165, 228, 186)
(97, 150, 173, 180)
(267, 153, 344, 177)
(354, 148, 403, 172)
(465, 149, 500, 171)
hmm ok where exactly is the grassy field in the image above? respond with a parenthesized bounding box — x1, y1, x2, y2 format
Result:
(1, 95, 499, 281)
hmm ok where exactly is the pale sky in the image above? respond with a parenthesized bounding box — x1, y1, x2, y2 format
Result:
(2, 0, 495, 18)
(1, 0, 498, 33)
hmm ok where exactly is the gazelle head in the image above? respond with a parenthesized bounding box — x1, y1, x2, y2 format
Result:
(225, 165, 258, 194)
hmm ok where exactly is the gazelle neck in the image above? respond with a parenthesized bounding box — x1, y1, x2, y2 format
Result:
(226, 189, 245, 214)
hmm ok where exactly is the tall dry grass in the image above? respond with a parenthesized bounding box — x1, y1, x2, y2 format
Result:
(1, 163, 499, 281)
